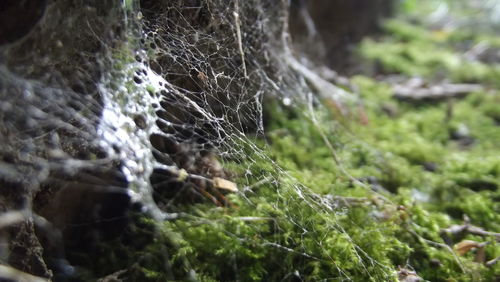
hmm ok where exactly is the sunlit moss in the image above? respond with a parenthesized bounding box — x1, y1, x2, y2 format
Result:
(359, 18, 500, 86)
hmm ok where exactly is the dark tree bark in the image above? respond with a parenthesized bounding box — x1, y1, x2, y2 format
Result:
(290, 0, 394, 71)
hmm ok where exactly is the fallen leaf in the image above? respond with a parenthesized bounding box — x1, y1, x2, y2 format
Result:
(454, 240, 480, 256)
(213, 177, 238, 192)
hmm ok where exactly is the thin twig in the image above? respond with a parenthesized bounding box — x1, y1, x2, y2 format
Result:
(286, 56, 353, 105)
(486, 256, 500, 267)
(393, 80, 482, 102)
(242, 175, 273, 192)
(236, 216, 273, 222)
(97, 269, 128, 282)
(0, 265, 48, 282)
(409, 229, 466, 273)
(441, 217, 500, 242)
(0, 211, 25, 229)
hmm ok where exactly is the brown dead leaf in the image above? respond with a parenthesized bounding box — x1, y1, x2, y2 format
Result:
(197, 71, 208, 86)
(454, 240, 481, 256)
(213, 177, 238, 192)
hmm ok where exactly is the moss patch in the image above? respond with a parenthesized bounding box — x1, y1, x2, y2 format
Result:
(77, 1, 500, 281)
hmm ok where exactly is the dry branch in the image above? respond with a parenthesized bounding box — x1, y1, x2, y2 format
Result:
(286, 56, 354, 105)
(0, 211, 25, 229)
(486, 256, 500, 267)
(0, 265, 48, 282)
(442, 222, 500, 242)
(393, 80, 482, 102)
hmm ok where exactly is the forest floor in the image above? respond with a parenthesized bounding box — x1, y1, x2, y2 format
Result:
(82, 2, 500, 281)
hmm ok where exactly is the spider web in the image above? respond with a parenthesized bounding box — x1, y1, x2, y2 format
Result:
(0, 0, 397, 280)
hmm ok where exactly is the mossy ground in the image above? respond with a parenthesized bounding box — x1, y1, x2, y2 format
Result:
(82, 2, 500, 281)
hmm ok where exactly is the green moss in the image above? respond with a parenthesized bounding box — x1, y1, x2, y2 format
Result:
(359, 17, 500, 86)
(79, 1, 500, 281)
(84, 91, 500, 280)
(113, 59, 499, 280)
(107, 82, 497, 280)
